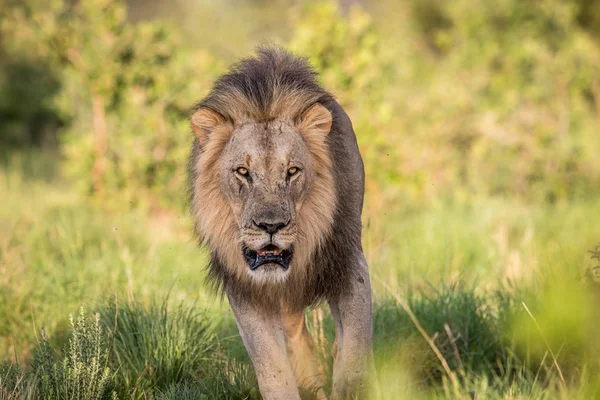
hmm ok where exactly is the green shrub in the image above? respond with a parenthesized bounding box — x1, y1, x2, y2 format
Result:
(289, 2, 402, 198)
(2, 283, 599, 398)
(400, 0, 600, 202)
(29, 308, 118, 400)
(1, 0, 219, 211)
(0, 58, 62, 150)
(292, 0, 600, 204)
(4, 0, 600, 210)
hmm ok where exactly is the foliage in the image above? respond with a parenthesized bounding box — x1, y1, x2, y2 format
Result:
(2, 281, 598, 398)
(0, 57, 62, 149)
(399, 0, 600, 202)
(155, 383, 210, 400)
(3, 0, 600, 210)
(155, 362, 260, 400)
(287, 0, 600, 205)
(289, 2, 402, 199)
(0, 361, 25, 400)
(30, 308, 118, 400)
(1, 0, 219, 211)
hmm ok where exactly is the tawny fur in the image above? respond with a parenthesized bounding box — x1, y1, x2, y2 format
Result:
(191, 116, 336, 299)
(189, 48, 342, 311)
(188, 47, 374, 399)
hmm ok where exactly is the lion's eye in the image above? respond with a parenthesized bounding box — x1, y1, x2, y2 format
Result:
(236, 167, 249, 176)
(288, 167, 300, 177)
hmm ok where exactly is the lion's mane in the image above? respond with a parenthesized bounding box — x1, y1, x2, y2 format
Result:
(189, 47, 365, 311)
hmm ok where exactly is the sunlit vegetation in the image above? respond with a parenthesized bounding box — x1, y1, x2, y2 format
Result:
(1, 0, 599, 398)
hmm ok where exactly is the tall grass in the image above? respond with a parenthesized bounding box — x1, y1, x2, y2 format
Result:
(2, 157, 599, 398)
(0, 361, 25, 400)
(3, 281, 597, 398)
(97, 298, 214, 398)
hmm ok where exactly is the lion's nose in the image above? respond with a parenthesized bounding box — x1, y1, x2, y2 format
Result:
(254, 220, 289, 235)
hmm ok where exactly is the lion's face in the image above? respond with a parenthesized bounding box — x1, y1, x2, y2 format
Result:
(191, 103, 336, 283)
(218, 120, 311, 279)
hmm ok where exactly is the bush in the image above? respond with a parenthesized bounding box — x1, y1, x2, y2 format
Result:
(289, 2, 401, 199)
(30, 308, 118, 400)
(1, 0, 219, 211)
(4, 0, 600, 210)
(293, 0, 600, 204)
(399, 0, 600, 202)
(2, 282, 598, 398)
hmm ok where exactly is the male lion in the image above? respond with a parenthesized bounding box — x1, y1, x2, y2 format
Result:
(188, 47, 374, 399)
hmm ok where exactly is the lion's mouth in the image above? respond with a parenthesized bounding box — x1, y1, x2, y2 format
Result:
(243, 244, 293, 271)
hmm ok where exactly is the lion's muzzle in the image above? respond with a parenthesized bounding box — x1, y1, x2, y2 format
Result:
(243, 244, 294, 270)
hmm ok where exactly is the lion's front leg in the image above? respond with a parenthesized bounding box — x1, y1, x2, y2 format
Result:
(281, 307, 326, 399)
(328, 252, 376, 399)
(226, 288, 300, 400)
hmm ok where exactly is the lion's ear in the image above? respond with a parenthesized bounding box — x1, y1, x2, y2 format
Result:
(191, 108, 225, 146)
(300, 103, 332, 136)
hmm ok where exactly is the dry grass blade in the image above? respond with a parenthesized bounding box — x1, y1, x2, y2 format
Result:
(380, 280, 458, 386)
(532, 350, 549, 389)
(444, 323, 464, 373)
(521, 302, 565, 383)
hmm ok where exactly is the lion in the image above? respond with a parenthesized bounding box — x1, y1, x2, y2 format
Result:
(188, 47, 375, 399)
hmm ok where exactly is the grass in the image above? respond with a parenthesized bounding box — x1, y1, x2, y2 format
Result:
(0, 361, 25, 400)
(1, 153, 599, 399)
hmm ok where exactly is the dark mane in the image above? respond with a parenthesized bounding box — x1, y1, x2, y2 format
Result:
(193, 47, 334, 123)
(188, 47, 365, 311)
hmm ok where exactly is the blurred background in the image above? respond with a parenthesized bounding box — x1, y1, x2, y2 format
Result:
(1, 0, 600, 398)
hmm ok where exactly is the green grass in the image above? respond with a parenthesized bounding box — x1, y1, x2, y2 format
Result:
(99, 299, 211, 396)
(1, 156, 599, 399)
